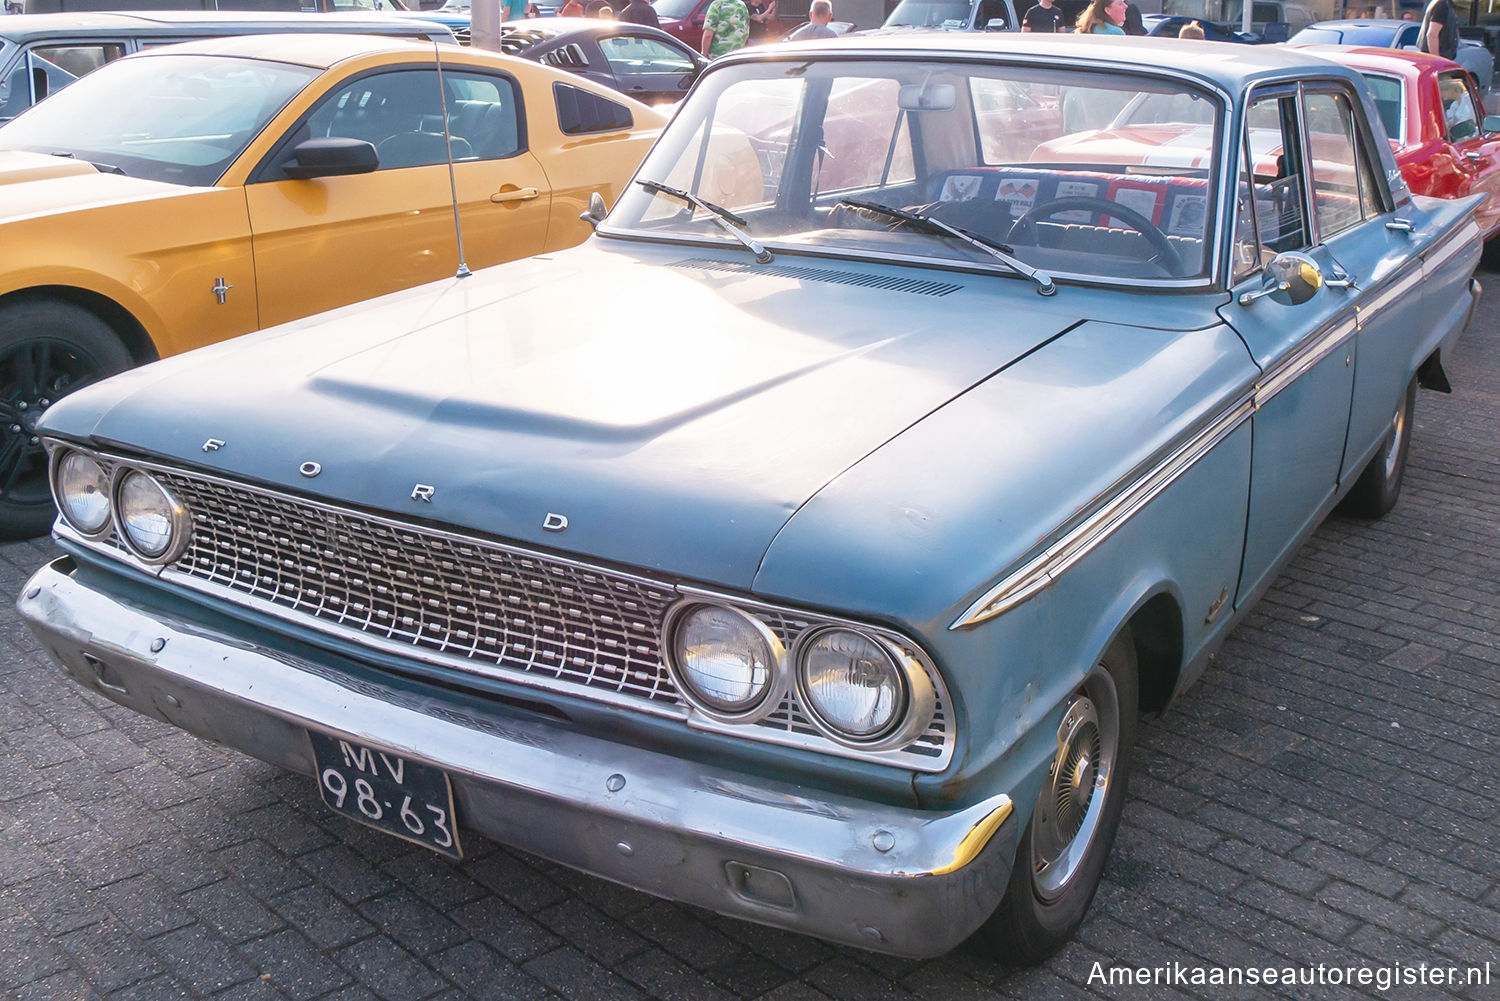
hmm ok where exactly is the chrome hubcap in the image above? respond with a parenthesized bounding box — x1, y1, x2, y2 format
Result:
(1031, 667, 1119, 901)
(1382, 401, 1406, 481)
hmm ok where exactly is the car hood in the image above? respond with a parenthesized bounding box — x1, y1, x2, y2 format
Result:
(0, 150, 181, 218)
(46, 241, 1084, 589)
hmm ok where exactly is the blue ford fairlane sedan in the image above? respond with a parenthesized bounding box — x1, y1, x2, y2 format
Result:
(17, 34, 1481, 963)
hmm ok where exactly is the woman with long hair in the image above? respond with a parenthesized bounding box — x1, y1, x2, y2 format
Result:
(1075, 0, 1127, 34)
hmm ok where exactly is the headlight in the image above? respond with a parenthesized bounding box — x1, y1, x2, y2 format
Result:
(53, 450, 111, 536)
(113, 469, 190, 563)
(796, 628, 934, 746)
(666, 603, 785, 721)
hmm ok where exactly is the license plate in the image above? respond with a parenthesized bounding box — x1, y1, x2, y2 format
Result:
(308, 732, 462, 860)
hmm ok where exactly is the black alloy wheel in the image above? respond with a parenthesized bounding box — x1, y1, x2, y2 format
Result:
(0, 301, 132, 540)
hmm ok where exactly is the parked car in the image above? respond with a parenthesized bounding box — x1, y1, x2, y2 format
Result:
(880, 0, 1020, 32)
(0, 33, 664, 536)
(0, 9, 454, 121)
(1289, 18, 1496, 92)
(1140, 13, 1257, 42)
(493, 18, 705, 105)
(18, 33, 1480, 964)
(1309, 45, 1500, 243)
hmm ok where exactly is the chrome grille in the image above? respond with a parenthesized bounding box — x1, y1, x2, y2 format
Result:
(67, 453, 953, 770)
(156, 470, 681, 706)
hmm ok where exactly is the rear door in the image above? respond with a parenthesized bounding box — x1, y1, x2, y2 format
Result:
(245, 64, 551, 327)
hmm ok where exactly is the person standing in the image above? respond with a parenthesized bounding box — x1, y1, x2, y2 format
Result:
(1122, 2, 1146, 34)
(560, 0, 584, 14)
(787, 0, 836, 39)
(701, 0, 750, 57)
(620, 0, 661, 27)
(1075, 0, 1126, 34)
(1022, 0, 1065, 32)
(748, 0, 778, 43)
(1417, 0, 1457, 61)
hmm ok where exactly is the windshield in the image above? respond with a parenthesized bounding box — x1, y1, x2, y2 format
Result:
(604, 58, 1223, 284)
(884, 0, 976, 27)
(0, 53, 317, 186)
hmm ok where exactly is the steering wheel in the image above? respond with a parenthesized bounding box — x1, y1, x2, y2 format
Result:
(1006, 195, 1183, 277)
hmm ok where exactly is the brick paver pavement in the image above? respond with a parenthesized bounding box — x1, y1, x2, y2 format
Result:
(2, 262, 1497, 1000)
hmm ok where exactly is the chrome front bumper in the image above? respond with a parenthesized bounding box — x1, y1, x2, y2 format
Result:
(18, 557, 1017, 958)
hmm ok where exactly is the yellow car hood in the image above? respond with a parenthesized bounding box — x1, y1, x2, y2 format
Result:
(0, 149, 102, 185)
(0, 150, 185, 223)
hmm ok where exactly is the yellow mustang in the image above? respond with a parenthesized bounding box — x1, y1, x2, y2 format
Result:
(0, 32, 665, 536)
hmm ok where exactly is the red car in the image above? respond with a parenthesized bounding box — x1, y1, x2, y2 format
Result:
(1311, 45, 1500, 241)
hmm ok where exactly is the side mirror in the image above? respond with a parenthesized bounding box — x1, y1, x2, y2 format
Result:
(282, 138, 379, 180)
(983, 17, 1008, 30)
(580, 190, 608, 228)
(1483, 114, 1500, 135)
(1238, 250, 1323, 307)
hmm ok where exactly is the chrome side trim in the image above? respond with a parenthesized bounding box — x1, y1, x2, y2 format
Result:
(1254, 315, 1356, 406)
(951, 389, 1256, 630)
(1358, 266, 1423, 323)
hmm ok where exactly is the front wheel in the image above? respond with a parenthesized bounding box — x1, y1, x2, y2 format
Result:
(1336, 377, 1416, 520)
(0, 301, 133, 540)
(970, 628, 1138, 966)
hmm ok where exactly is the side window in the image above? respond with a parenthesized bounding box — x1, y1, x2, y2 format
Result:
(1438, 71, 1481, 143)
(303, 69, 518, 170)
(0, 42, 125, 117)
(31, 43, 126, 79)
(1358, 72, 1403, 144)
(598, 35, 696, 76)
(1242, 92, 1309, 264)
(1303, 90, 1379, 239)
(813, 77, 914, 196)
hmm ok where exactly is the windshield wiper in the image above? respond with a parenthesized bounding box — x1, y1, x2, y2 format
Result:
(836, 198, 1055, 295)
(636, 178, 772, 264)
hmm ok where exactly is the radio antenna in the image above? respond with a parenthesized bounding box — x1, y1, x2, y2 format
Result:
(433, 40, 471, 279)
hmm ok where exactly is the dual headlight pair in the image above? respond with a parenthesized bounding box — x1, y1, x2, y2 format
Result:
(664, 602, 936, 749)
(51, 449, 191, 564)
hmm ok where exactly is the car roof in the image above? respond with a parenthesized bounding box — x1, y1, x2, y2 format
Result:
(735, 32, 1369, 94)
(498, 16, 682, 46)
(1304, 43, 1462, 79)
(0, 10, 448, 45)
(127, 31, 453, 70)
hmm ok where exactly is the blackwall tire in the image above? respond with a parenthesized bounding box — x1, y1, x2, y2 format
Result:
(970, 627, 1139, 966)
(0, 301, 132, 541)
(1336, 377, 1416, 520)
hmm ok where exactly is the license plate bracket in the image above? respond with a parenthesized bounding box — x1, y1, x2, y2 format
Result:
(308, 731, 462, 860)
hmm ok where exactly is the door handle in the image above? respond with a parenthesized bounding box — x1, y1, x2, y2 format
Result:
(491, 187, 539, 204)
(1464, 150, 1484, 163)
(1385, 218, 1414, 234)
(1325, 270, 1359, 291)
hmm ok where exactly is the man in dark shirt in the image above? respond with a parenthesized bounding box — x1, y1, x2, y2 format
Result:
(620, 0, 660, 26)
(1418, 0, 1458, 61)
(1022, 0, 1065, 32)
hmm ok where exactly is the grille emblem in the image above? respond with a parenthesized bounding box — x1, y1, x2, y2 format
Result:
(202, 438, 225, 453)
(542, 513, 569, 533)
(411, 484, 436, 502)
